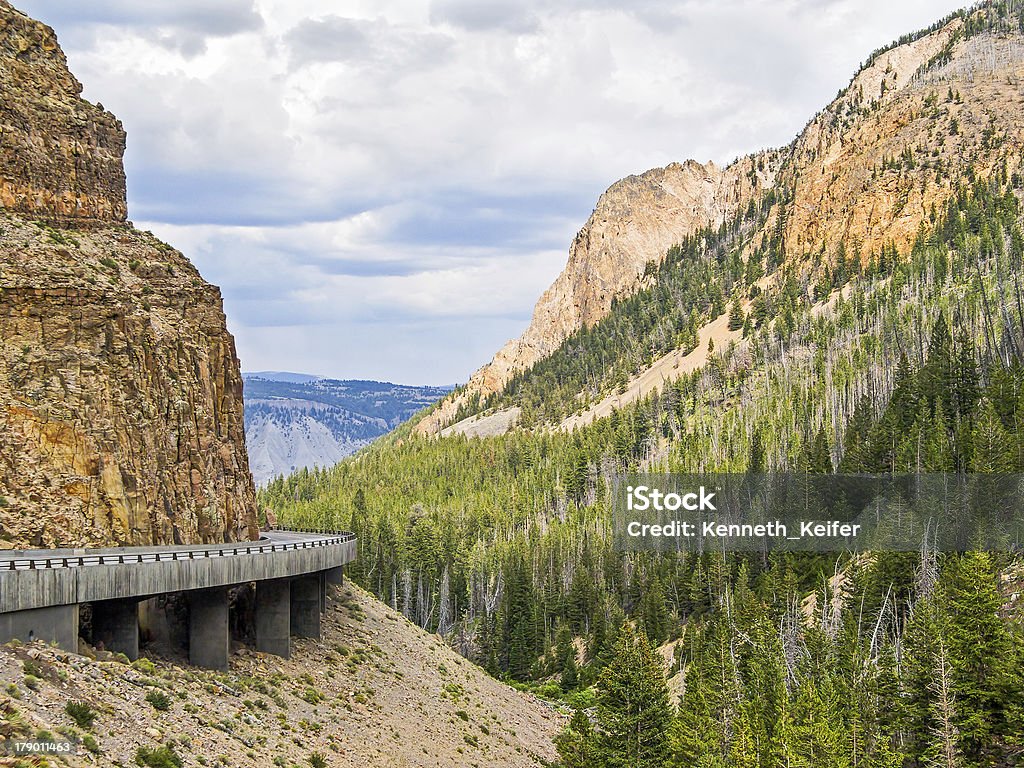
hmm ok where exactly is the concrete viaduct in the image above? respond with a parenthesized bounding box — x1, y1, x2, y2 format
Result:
(0, 530, 356, 670)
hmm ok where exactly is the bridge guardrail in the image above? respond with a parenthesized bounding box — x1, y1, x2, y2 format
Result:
(0, 529, 356, 572)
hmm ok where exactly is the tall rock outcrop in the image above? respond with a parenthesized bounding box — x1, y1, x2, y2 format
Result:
(0, 0, 126, 225)
(0, 1, 257, 548)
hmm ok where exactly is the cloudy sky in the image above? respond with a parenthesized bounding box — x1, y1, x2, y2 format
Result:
(21, 0, 966, 385)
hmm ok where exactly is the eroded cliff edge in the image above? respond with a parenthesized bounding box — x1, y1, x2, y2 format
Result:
(0, 1, 257, 547)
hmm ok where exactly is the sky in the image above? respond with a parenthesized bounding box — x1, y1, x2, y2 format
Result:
(19, 0, 968, 386)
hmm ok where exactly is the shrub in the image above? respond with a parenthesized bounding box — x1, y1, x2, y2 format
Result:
(131, 657, 156, 675)
(65, 701, 97, 730)
(308, 752, 328, 768)
(135, 744, 182, 768)
(145, 690, 171, 711)
(301, 688, 322, 704)
(82, 734, 100, 754)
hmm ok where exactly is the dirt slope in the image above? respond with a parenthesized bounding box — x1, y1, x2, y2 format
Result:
(0, 584, 562, 767)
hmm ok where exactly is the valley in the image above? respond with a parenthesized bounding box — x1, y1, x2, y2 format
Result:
(243, 374, 450, 485)
(265, 5, 1024, 765)
(2, 1, 1024, 767)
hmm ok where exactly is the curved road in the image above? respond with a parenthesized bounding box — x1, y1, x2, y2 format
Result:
(0, 529, 355, 571)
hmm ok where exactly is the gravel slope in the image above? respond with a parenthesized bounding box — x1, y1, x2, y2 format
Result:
(0, 583, 562, 767)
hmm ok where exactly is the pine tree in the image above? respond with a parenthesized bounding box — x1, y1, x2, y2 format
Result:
(728, 299, 746, 331)
(555, 709, 602, 768)
(595, 623, 672, 768)
(920, 313, 953, 410)
(501, 552, 539, 681)
(640, 574, 670, 646)
(951, 322, 979, 420)
(969, 398, 1015, 472)
(556, 623, 579, 690)
(941, 552, 1014, 760)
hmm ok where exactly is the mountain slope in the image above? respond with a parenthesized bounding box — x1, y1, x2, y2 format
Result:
(243, 375, 449, 484)
(0, 583, 561, 767)
(264, 5, 1024, 765)
(421, 5, 1024, 435)
(416, 158, 773, 434)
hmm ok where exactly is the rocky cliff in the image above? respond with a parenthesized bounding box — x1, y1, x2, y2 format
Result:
(0, 2, 257, 548)
(417, 157, 774, 433)
(0, 0, 126, 225)
(420, 7, 1024, 434)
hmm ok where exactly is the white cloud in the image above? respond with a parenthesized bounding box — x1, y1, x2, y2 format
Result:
(16, 0, 970, 382)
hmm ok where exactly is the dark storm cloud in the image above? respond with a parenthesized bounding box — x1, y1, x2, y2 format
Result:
(16, 1, 262, 36)
(284, 16, 373, 66)
(428, 1, 540, 33)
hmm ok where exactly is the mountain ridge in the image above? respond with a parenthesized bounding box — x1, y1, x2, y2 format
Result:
(243, 374, 449, 485)
(419, 5, 1014, 436)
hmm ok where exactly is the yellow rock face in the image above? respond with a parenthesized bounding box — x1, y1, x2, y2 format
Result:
(0, 2, 258, 547)
(0, 222, 260, 548)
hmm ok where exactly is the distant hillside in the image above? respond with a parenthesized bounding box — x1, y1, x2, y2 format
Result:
(243, 374, 449, 485)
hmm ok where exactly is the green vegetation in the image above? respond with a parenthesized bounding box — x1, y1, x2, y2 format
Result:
(135, 744, 182, 768)
(131, 657, 157, 675)
(64, 701, 97, 730)
(265, 108, 1024, 765)
(145, 690, 172, 711)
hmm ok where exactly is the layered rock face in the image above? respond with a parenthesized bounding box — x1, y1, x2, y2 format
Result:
(421, 10, 1024, 434)
(0, 1, 126, 225)
(0, 2, 257, 547)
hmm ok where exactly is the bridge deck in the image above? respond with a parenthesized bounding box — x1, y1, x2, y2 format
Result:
(0, 530, 356, 613)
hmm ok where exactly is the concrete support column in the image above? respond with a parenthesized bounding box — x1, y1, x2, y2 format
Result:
(325, 566, 344, 586)
(290, 576, 321, 639)
(0, 605, 78, 652)
(255, 579, 290, 659)
(188, 588, 230, 670)
(319, 571, 327, 614)
(91, 599, 140, 660)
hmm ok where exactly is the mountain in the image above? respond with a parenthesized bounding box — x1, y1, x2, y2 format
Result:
(0, 0, 256, 548)
(416, 158, 770, 434)
(264, 4, 1024, 765)
(246, 371, 325, 384)
(243, 375, 450, 485)
(420, 5, 1019, 436)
